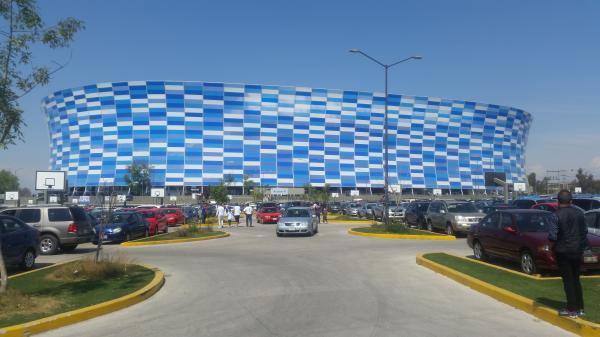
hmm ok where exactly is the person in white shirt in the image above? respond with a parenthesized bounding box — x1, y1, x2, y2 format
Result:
(216, 204, 225, 228)
(243, 204, 254, 227)
(226, 207, 234, 227)
(233, 205, 241, 226)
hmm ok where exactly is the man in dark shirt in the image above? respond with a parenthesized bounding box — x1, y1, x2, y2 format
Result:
(548, 189, 588, 318)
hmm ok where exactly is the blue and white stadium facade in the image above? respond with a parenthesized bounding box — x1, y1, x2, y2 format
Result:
(43, 81, 532, 192)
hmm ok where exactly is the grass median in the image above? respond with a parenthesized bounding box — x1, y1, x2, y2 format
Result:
(0, 257, 154, 328)
(424, 253, 600, 324)
(352, 223, 438, 235)
(133, 225, 226, 242)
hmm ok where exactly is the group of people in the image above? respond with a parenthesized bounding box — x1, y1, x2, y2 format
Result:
(311, 202, 328, 223)
(214, 203, 255, 228)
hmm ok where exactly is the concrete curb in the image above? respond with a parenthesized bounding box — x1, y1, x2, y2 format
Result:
(328, 220, 377, 225)
(348, 229, 455, 240)
(0, 265, 165, 337)
(416, 254, 600, 337)
(121, 232, 230, 247)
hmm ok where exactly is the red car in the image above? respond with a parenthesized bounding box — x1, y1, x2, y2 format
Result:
(531, 202, 558, 212)
(136, 208, 168, 235)
(467, 209, 600, 275)
(160, 208, 184, 226)
(256, 207, 282, 224)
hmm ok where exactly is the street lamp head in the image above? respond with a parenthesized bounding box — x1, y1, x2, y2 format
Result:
(349, 49, 360, 53)
(412, 55, 423, 60)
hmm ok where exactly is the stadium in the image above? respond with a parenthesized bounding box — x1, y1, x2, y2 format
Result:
(43, 81, 532, 195)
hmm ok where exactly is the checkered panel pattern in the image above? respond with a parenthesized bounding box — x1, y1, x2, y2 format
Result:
(43, 81, 532, 189)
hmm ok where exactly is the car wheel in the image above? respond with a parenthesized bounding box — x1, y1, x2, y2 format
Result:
(520, 251, 537, 275)
(39, 234, 59, 255)
(145, 228, 150, 237)
(154, 227, 158, 236)
(315, 224, 319, 234)
(61, 244, 78, 253)
(125, 232, 132, 242)
(20, 249, 36, 270)
(276, 232, 283, 237)
(473, 241, 488, 261)
(426, 221, 433, 232)
(446, 225, 455, 236)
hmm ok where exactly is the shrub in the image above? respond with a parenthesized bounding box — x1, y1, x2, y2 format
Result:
(48, 255, 133, 282)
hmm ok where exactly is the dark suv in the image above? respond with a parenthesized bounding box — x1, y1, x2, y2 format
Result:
(404, 201, 431, 228)
(1, 205, 93, 255)
(0, 215, 39, 270)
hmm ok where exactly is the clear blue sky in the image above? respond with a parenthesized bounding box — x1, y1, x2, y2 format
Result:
(2, 0, 600, 189)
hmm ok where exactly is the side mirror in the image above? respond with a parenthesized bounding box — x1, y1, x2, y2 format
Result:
(440, 210, 446, 214)
(503, 226, 517, 234)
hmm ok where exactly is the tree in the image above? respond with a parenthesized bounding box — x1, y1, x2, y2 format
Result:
(242, 175, 255, 195)
(0, 0, 84, 148)
(0, 169, 18, 193)
(527, 172, 537, 193)
(124, 163, 151, 196)
(18, 186, 30, 197)
(320, 183, 331, 204)
(574, 168, 599, 193)
(251, 188, 265, 202)
(209, 181, 229, 204)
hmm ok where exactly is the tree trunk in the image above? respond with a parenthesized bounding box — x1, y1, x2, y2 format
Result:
(0, 240, 7, 293)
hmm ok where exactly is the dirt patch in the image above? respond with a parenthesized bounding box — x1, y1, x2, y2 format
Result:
(0, 288, 62, 320)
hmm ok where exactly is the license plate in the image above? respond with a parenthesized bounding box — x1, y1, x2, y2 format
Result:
(584, 256, 598, 263)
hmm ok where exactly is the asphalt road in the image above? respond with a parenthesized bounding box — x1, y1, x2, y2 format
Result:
(37, 222, 573, 337)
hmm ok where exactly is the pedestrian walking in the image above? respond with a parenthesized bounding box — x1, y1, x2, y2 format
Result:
(549, 189, 588, 318)
(234, 204, 241, 226)
(216, 204, 225, 228)
(227, 207, 234, 227)
(244, 204, 254, 227)
(314, 203, 322, 223)
(200, 204, 207, 224)
(322, 205, 328, 223)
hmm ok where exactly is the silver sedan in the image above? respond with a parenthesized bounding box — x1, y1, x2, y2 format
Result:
(276, 207, 319, 237)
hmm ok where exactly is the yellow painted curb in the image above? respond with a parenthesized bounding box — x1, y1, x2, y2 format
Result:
(416, 254, 600, 337)
(121, 232, 230, 246)
(348, 229, 455, 240)
(0, 265, 165, 337)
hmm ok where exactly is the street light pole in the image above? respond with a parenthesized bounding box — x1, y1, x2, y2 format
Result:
(349, 49, 421, 230)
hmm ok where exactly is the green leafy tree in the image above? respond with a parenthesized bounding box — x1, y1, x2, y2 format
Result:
(0, 169, 18, 193)
(574, 168, 600, 193)
(251, 188, 265, 202)
(123, 163, 151, 196)
(0, 0, 84, 148)
(527, 172, 537, 193)
(18, 186, 30, 196)
(242, 175, 255, 195)
(320, 183, 331, 204)
(209, 181, 229, 204)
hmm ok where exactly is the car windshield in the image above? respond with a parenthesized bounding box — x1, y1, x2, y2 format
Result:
(447, 203, 478, 213)
(349, 203, 360, 208)
(262, 207, 278, 213)
(110, 213, 128, 223)
(515, 213, 554, 232)
(416, 203, 429, 211)
(285, 209, 310, 218)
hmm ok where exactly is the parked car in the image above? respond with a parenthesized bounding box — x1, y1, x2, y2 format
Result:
(328, 202, 342, 213)
(425, 201, 485, 236)
(357, 203, 378, 219)
(276, 207, 319, 237)
(135, 208, 168, 235)
(468, 209, 600, 274)
(93, 211, 149, 243)
(511, 198, 555, 209)
(0, 215, 39, 270)
(404, 201, 431, 228)
(342, 202, 361, 216)
(480, 203, 516, 214)
(0, 205, 93, 255)
(531, 202, 558, 212)
(372, 203, 408, 220)
(585, 209, 600, 235)
(160, 208, 184, 226)
(572, 198, 600, 211)
(256, 207, 282, 224)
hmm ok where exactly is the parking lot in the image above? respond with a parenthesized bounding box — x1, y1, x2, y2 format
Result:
(33, 221, 572, 337)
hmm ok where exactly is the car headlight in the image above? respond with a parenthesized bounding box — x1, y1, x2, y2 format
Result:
(113, 227, 122, 234)
(538, 244, 551, 252)
(455, 216, 466, 222)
